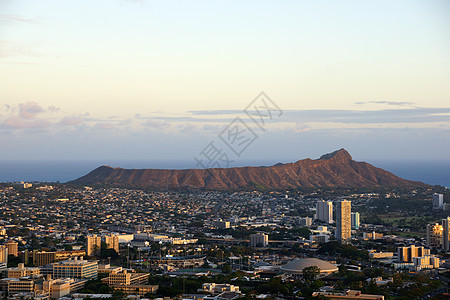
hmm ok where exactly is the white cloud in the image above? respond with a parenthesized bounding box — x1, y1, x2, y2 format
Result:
(19, 101, 45, 119)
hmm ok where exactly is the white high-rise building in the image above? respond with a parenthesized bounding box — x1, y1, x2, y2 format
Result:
(351, 212, 360, 229)
(432, 193, 444, 210)
(250, 233, 268, 247)
(316, 200, 333, 223)
(335, 200, 351, 244)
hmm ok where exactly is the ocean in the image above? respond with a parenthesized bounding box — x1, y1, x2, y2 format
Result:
(0, 159, 449, 188)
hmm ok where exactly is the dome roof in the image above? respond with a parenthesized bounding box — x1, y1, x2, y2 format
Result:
(280, 258, 338, 274)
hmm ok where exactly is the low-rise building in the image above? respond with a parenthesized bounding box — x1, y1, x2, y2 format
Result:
(52, 257, 98, 279)
(200, 283, 240, 295)
(106, 270, 149, 286)
(98, 264, 123, 275)
(363, 232, 383, 240)
(312, 290, 384, 300)
(413, 255, 439, 271)
(41, 275, 87, 299)
(0, 277, 34, 295)
(7, 264, 40, 278)
(368, 251, 394, 259)
(102, 270, 156, 296)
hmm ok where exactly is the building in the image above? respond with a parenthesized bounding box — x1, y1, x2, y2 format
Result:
(22, 182, 32, 189)
(443, 217, 450, 251)
(310, 234, 330, 244)
(280, 258, 338, 278)
(86, 234, 102, 256)
(214, 220, 231, 229)
(200, 283, 240, 294)
(351, 212, 360, 229)
(413, 255, 439, 271)
(397, 245, 430, 263)
(98, 264, 123, 275)
(6, 240, 18, 257)
(41, 275, 87, 299)
(363, 232, 383, 240)
(112, 284, 158, 296)
(0, 245, 7, 264)
(432, 193, 444, 210)
(316, 200, 333, 223)
(103, 270, 156, 296)
(52, 257, 98, 279)
(368, 251, 394, 259)
(106, 270, 149, 286)
(336, 200, 351, 243)
(299, 217, 313, 227)
(249, 233, 268, 247)
(22, 249, 86, 266)
(146, 255, 205, 269)
(0, 277, 34, 295)
(312, 290, 384, 300)
(443, 203, 450, 211)
(7, 263, 40, 278)
(426, 223, 443, 249)
(104, 234, 120, 254)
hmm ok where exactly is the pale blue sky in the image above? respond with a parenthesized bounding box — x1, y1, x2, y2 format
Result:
(0, 0, 449, 162)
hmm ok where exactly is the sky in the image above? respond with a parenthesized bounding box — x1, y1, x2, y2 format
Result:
(1, 0, 449, 165)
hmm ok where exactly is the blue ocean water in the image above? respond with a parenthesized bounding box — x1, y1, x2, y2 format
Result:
(0, 159, 449, 188)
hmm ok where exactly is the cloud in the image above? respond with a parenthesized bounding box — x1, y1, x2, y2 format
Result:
(177, 123, 197, 134)
(191, 108, 450, 124)
(0, 14, 40, 24)
(48, 106, 60, 113)
(293, 122, 311, 133)
(2, 116, 51, 129)
(19, 101, 45, 119)
(58, 116, 84, 126)
(201, 124, 223, 132)
(355, 100, 415, 107)
(143, 119, 169, 129)
(94, 123, 114, 130)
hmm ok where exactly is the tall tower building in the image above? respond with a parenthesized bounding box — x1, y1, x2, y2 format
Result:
(351, 212, 360, 229)
(0, 245, 8, 264)
(105, 234, 120, 254)
(426, 223, 443, 249)
(6, 240, 18, 257)
(442, 217, 450, 251)
(336, 200, 351, 243)
(316, 200, 333, 223)
(86, 235, 102, 256)
(433, 193, 444, 210)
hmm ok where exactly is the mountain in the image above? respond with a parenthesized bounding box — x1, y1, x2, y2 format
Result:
(68, 149, 426, 190)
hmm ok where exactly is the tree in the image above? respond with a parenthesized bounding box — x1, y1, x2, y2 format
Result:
(303, 266, 320, 281)
(222, 264, 232, 274)
(112, 290, 127, 300)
